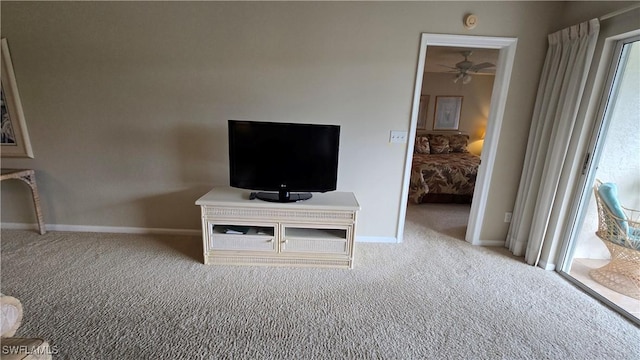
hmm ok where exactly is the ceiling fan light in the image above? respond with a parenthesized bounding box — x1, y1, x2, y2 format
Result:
(453, 73, 463, 83)
(462, 74, 472, 84)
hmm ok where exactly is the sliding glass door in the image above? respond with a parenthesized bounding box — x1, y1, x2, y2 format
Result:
(559, 36, 639, 324)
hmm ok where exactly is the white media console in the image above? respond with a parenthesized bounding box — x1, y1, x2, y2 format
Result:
(195, 187, 360, 269)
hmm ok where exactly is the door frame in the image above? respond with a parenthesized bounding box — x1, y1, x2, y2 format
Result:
(557, 31, 640, 271)
(397, 33, 517, 245)
(555, 32, 640, 326)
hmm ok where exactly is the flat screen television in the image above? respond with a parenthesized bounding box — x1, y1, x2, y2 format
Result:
(228, 120, 340, 202)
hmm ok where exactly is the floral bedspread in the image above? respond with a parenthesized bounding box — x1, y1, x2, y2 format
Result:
(409, 152, 481, 204)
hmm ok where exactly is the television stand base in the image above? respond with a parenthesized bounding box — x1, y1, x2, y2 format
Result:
(256, 191, 312, 203)
(196, 187, 360, 269)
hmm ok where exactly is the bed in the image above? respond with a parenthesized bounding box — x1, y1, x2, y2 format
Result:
(409, 133, 481, 204)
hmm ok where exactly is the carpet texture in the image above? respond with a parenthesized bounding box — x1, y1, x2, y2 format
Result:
(1, 204, 638, 359)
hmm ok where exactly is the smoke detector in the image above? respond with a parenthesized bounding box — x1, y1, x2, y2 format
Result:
(464, 14, 478, 30)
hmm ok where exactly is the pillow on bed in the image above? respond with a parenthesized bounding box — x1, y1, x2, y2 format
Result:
(414, 136, 430, 154)
(427, 134, 450, 154)
(449, 134, 469, 153)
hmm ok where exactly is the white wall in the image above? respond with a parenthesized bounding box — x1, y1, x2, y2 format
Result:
(0, 1, 616, 241)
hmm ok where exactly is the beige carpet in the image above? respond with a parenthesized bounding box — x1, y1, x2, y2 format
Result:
(1, 203, 638, 359)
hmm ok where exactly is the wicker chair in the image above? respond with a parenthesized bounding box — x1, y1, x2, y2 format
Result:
(591, 180, 640, 300)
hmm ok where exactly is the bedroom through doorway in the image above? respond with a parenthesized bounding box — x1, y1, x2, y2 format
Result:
(397, 34, 518, 245)
(408, 46, 499, 242)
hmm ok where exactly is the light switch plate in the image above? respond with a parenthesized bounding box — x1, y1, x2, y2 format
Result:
(389, 131, 408, 144)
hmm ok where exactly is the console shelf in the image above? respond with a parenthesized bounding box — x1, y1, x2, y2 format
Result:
(196, 187, 360, 269)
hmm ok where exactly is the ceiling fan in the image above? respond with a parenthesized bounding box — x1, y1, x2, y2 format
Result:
(441, 51, 496, 84)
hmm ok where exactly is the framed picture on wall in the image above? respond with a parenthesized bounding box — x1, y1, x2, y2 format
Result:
(1, 38, 34, 158)
(433, 96, 463, 130)
(416, 95, 430, 130)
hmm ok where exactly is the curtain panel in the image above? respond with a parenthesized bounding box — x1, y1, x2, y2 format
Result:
(507, 19, 600, 267)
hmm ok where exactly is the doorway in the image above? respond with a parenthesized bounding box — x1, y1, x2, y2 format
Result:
(408, 46, 498, 241)
(559, 36, 640, 324)
(397, 34, 517, 245)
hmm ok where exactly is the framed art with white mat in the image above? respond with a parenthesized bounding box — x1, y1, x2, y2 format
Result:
(417, 95, 430, 130)
(433, 96, 463, 131)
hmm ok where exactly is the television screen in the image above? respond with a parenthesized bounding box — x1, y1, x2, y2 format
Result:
(228, 120, 340, 202)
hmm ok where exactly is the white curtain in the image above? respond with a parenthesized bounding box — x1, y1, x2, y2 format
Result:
(506, 19, 600, 266)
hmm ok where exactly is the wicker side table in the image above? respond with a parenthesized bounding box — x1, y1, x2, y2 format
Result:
(0, 169, 46, 234)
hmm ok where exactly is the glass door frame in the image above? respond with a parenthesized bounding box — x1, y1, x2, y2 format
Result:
(556, 33, 640, 325)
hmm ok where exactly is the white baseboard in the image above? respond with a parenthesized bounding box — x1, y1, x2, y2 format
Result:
(3, 222, 399, 243)
(0, 222, 398, 244)
(537, 259, 556, 271)
(356, 236, 398, 243)
(1, 222, 201, 236)
(474, 239, 506, 247)
(1, 222, 38, 231)
(2, 222, 507, 248)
